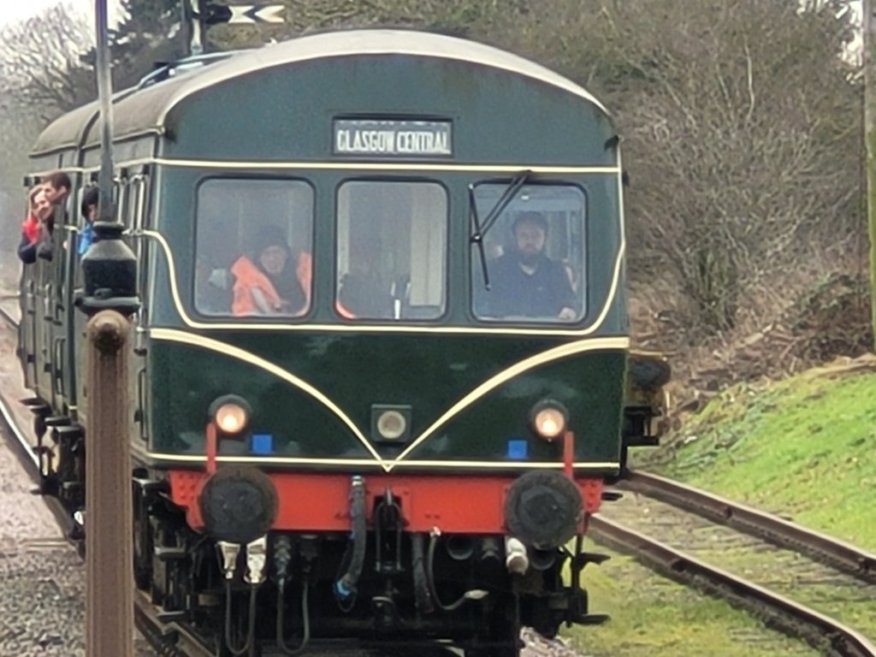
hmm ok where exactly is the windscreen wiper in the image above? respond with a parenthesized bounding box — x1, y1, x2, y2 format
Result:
(469, 169, 531, 290)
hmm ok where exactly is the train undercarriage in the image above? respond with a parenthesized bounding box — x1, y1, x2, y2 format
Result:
(132, 468, 609, 657)
(21, 398, 615, 656)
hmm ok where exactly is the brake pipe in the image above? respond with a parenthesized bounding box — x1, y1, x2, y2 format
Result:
(334, 476, 366, 601)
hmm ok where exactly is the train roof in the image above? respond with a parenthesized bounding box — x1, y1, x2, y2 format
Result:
(32, 29, 609, 156)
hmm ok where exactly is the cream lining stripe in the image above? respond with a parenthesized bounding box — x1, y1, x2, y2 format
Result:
(148, 328, 387, 467)
(31, 159, 619, 176)
(390, 336, 629, 464)
(148, 328, 628, 472)
(139, 453, 620, 470)
(142, 229, 623, 337)
(152, 158, 619, 173)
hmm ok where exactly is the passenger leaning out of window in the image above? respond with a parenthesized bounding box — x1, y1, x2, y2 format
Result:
(17, 189, 55, 264)
(17, 172, 71, 264)
(40, 171, 71, 208)
(231, 225, 312, 317)
(77, 187, 100, 256)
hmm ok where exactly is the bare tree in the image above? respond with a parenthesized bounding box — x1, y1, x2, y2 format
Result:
(487, 0, 862, 337)
(0, 3, 96, 119)
(609, 0, 861, 335)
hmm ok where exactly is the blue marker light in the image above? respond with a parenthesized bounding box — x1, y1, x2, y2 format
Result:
(507, 438, 528, 459)
(250, 433, 274, 455)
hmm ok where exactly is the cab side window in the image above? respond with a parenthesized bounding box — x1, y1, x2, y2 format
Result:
(194, 179, 314, 317)
(472, 184, 586, 323)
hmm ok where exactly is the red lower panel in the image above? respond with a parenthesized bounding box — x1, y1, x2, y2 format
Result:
(167, 470, 604, 534)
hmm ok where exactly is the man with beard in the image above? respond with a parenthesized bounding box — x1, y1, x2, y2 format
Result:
(485, 211, 577, 321)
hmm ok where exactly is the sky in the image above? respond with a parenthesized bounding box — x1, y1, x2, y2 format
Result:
(0, 0, 123, 28)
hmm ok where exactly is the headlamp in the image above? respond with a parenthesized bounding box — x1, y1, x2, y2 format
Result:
(209, 395, 251, 435)
(530, 400, 568, 441)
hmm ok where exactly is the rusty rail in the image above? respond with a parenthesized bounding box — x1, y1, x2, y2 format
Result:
(134, 592, 214, 657)
(620, 470, 876, 583)
(590, 514, 876, 657)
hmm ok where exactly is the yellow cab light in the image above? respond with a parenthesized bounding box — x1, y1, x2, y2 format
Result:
(210, 395, 251, 436)
(530, 401, 568, 441)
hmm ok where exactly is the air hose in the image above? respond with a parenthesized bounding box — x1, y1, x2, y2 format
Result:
(411, 533, 435, 613)
(334, 476, 366, 602)
(276, 578, 311, 655)
(426, 530, 470, 611)
(272, 534, 312, 655)
(224, 580, 258, 657)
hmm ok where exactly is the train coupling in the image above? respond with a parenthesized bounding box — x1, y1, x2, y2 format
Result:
(243, 536, 268, 585)
(217, 541, 241, 580)
(505, 537, 529, 574)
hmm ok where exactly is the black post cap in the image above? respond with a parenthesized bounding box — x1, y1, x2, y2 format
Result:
(76, 221, 140, 317)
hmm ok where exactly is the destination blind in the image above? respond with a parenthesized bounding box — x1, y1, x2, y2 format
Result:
(333, 119, 452, 158)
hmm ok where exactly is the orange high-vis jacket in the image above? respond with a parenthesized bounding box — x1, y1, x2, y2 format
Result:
(230, 252, 311, 316)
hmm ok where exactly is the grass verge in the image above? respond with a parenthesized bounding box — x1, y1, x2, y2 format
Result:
(652, 363, 876, 551)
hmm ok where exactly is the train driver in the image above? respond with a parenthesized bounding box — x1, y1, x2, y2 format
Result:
(483, 211, 577, 320)
(230, 225, 312, 317)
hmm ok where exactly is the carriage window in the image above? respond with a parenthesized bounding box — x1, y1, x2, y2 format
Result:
(336, 181, 447, 321)
(194, 179, 314, 317)
(471, 184, 586, 323)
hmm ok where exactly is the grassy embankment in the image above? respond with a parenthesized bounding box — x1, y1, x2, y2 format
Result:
(658, 363, 876, 551)
(565, 363, 876, 656)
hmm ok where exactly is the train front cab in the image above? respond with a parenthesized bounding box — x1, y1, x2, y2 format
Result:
(115, 32, 629, 657)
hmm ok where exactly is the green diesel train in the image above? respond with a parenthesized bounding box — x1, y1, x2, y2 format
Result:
(17, 29, 666, 656)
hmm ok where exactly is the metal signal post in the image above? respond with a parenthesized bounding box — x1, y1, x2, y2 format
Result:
(85, 312, 134, 657)
(95, 0, 115, 223)
(84, 2, 138, 657)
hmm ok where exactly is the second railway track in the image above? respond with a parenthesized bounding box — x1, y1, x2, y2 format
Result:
(590, 470, 876, 656)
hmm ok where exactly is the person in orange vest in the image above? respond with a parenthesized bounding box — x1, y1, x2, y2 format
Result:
(230, 225, 311, 316)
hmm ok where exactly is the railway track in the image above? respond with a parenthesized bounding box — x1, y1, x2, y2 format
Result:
(591, 470, 876, 657)
(620, 470, 876, 583)
(0, 300, 208, 656)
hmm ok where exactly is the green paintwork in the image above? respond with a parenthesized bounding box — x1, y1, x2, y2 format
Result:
(24, 32, 629, 475)
(138, 42, 627, 471)
(162, 56, 615, 165)
(148, 334, 625, 467)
